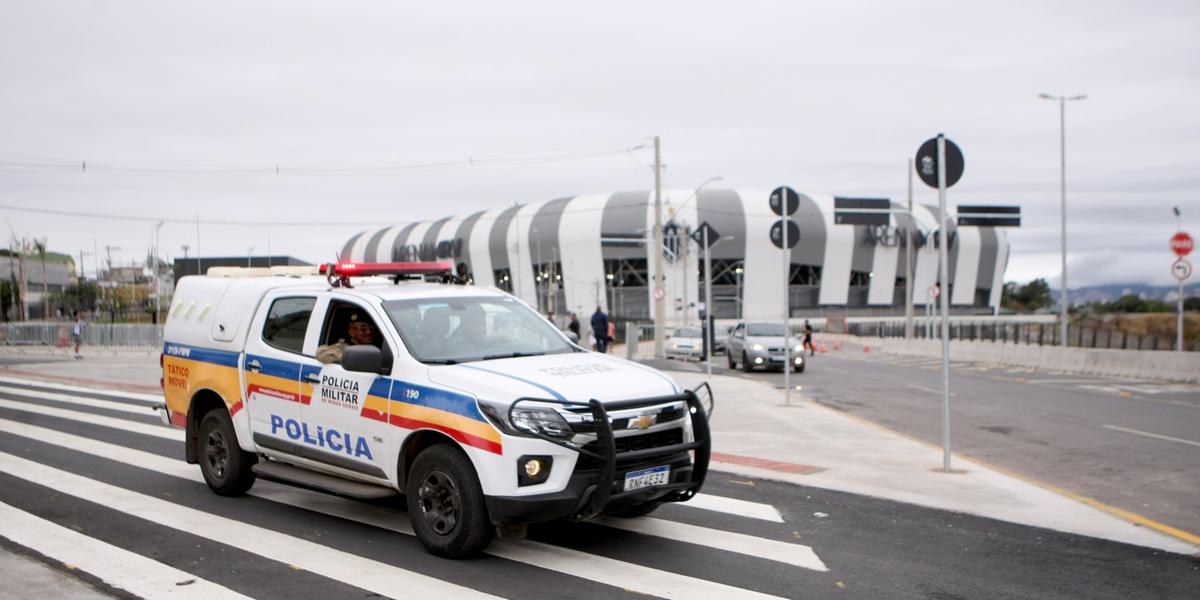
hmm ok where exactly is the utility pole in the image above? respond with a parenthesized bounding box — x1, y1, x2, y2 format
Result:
(154, 222, 164, 324)
(652, 136, 666, 358)
(905, 159, 915, 338)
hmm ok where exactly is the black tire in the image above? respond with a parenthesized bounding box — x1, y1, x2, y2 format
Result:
(795, 362, 806, 373)
(741, 352, 753, 372)
(198, 410, 256, 496)
(407, 444, 493, 558)
(726, 351, 736, 369)
(612, 500, 663, 518)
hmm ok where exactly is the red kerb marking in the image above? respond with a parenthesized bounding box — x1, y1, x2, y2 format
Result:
(710, 452, 824, 475)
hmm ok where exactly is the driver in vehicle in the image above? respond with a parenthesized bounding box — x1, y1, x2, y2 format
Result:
(317, 312, 376, 364)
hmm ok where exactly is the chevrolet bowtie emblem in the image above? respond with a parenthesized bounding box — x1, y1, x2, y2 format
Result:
(629, 413, 657, 430)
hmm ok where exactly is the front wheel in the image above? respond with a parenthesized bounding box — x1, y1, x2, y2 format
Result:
(407, 444, 493, 558)
(726, 351, 736, 369)
(198, 410, 256, 496)
(741, 352, 754, 372)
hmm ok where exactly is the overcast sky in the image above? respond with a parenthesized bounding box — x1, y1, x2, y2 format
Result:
(1, 1, 1196, 287)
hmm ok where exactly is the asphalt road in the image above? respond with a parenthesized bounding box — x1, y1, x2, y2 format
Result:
(0, 378, 1197, 599)
(650, 349, 1200, 540)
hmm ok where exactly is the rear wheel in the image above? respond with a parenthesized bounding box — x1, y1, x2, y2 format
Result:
(198, 410, 256, 496)
(407, 444, 493, 558)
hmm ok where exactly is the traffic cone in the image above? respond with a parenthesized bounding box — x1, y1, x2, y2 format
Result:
(833, 342, 841, 351)
(863, 343, 871, 353)
(820, 341, 827, 353)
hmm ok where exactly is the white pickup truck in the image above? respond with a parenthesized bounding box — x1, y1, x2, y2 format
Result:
(159, 262, 712, 558)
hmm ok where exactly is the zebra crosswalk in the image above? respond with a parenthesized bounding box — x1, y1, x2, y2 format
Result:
(0, 378, 828, 599)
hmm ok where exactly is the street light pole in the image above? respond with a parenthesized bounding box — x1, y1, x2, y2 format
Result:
(652, 136, 666, 358)
(673, 176, 724, 329)
(1040, 92, 1086, 347)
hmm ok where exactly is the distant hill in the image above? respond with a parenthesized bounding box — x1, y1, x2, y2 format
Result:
(1050, 283, 1199, 304)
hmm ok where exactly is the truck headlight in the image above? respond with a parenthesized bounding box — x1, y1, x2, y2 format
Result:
(751, 344, 764, 352)
(510, 406, 572, 439)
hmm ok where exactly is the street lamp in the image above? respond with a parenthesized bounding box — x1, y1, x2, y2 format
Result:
(1039, 93, 1087, 348)
(670, 176, 724, 326)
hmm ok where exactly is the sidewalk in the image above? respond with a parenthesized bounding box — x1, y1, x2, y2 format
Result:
(678, 369, 1198, 555)
(3, 347, 1195, 556)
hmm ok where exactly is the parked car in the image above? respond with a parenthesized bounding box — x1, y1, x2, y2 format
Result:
(724, 322, 805, 372)
(666, 327, 705, 360)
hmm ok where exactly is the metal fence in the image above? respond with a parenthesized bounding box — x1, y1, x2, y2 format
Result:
(846, 320, 1198, 352)
(1, 323, 163, 347)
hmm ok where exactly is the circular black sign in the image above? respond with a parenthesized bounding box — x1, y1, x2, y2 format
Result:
(770, 219, 800, 249)
(915, 136, 964, 189)
(770, 186, 800, 216)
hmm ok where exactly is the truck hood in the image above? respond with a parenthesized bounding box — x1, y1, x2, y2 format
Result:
(427, 351, 681, 404)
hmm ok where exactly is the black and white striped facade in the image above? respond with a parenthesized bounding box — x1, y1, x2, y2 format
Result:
(339, 189, 1009, 324)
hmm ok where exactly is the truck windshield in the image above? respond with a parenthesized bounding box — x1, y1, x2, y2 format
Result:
(746, 323, 787, 337)
(382, 296, 576, 365)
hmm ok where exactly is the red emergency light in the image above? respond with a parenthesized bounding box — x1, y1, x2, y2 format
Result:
(320, 261, 455, 287)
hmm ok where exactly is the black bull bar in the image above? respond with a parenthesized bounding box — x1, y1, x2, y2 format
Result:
(506, 383, 713, 520)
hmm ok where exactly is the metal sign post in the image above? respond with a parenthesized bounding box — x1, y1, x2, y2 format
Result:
(1172, 231, 1194, 353)
(916, 133, 964, 472)
(770, 187, 800, 407)
(691, 221, 721, 382)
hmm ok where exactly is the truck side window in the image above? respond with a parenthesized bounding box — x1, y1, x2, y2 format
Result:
(263, 297, 316, 354)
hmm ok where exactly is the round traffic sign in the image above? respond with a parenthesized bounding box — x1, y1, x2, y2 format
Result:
(653, 287, 665, 300)
(1172, 258, 1192, 281)
(915, 136, 965, 189)
(1170, 231, 1193, 257)
(769, 186, 800, 217)
(770, 219, 800, 249)
(928, 284, 941, 299)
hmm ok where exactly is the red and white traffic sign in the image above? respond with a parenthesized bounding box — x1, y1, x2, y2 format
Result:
(1172, 258, 1192, 281)
(1170, 232, 1193, 257)
(653, 287, 665, 300)
(928, 285, 940, 299)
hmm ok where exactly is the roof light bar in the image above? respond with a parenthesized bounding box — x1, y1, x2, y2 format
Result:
(320, 261, 455, 287)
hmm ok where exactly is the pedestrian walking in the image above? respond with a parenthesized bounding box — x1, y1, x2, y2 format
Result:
(590, 306, 609, 353)
(803, 319, 814, 357)
(72, 311, 86, 359)
(567, 313, 580, 338)
(606, 319, 615, 354)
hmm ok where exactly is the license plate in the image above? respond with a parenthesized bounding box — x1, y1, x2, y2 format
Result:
(623, 465, 670, 492)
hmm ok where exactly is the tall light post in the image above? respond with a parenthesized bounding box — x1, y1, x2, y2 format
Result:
(670, 176, 724, 326)
(153, 221, 164, 324)
(1039, 92, 1087, 347)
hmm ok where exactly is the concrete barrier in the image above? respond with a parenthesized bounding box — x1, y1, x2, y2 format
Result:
(821, 333, 1199, 383)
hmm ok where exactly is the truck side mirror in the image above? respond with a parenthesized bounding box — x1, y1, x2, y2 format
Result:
(342, 345, 382, 374)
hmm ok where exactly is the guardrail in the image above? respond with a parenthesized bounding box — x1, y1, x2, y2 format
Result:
(0, 323, 163, 348)
(847, 320, 1198, 352)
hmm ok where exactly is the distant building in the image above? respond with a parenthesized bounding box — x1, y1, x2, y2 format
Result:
(173, 256, 312, 281)
(0, 250, 76, 320)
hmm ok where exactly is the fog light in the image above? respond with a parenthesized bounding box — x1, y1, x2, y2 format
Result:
(524, 459, 542, 477)
(517, 455, 553, 486)
(794, 357, 802, 364)
(754, 357, 764, 364)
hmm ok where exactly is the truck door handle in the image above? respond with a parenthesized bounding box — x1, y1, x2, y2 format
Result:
(246, 360, 262, 373)
(304, 373, 321, 383)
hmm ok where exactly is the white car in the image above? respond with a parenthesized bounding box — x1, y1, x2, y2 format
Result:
(665, 327, 705, 360)
(160, 262, 713, 558)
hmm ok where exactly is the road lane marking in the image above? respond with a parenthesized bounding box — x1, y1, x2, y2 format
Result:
(0, 398, 181, 441)
(0, 384, 157, 416)
(0, 500, 252, 600)
(1102, 425, 1200, 448)
(681, 493, 784, 522)
(595, 516, 827, 571)
(905, 384, 955, 396)
(0, 418, 812, 597)
(0, 451, 504, 600)
(0, 376, 161, 403)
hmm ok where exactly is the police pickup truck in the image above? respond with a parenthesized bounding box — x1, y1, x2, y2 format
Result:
(159, 261, 712, 558)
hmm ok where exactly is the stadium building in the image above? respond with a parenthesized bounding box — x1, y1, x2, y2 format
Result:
(339, 189, 1009, 327)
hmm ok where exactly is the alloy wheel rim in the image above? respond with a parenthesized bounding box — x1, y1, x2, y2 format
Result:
(205, 429, 229, 479)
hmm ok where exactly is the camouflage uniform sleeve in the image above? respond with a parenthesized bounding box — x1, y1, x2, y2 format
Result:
(316, 341, 347, 364)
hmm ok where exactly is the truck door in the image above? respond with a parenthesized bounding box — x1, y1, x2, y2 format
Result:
(243, 293, 319, 454)
(298, 298, 395, 481)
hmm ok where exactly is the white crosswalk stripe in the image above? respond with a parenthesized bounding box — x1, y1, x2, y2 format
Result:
(0, 500, 253, 600)
(0, 417, 811, 598)
(0, 450, 506, 600)
(0, 376, 162, 403)
(0, 378, 829, 599)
